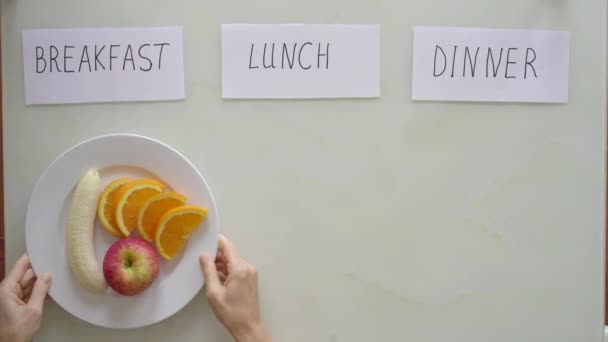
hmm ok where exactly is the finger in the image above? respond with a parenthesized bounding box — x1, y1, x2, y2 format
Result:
(22, 282, 34, 300)
(218, 235, 241, 271)
(19, 269, 36, 290)
(217, 268, 226, 277)
(14, 283, 24, 299)
(27, 273, 52, 311)
(217, 249, 226, 262)
(216, 256, 226, 266)
(216, 262, 226, 272)
(5, 254, 31, 286)
(199, 255, 222, 294)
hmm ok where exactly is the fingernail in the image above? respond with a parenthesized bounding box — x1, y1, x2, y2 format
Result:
(41, 273, 52, 283)
(200, 255, 208, 263)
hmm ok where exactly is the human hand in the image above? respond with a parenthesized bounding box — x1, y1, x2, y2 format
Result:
(0, 254, 52, 342)
(200, 235, 270, 342)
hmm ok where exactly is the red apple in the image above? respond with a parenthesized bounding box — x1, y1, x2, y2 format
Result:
(103, 237, 159, 296)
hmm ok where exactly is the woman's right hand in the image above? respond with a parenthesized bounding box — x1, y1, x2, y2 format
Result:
(200, 235, 271, 342)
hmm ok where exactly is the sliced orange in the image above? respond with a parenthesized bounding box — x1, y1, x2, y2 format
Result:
(115, 179, 165, 237)
(137, 192, 188, 242)
(97, 178, 132, 237)
(155, 205, 208, 261)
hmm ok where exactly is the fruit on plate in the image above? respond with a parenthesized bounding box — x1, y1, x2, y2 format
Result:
(137, 192, 188, 242)
(155, 205, 208, 261)
(103, 237, 160, 296)
(67, 169, 108, 293)
(115, 179, 165, 237)
(97, 178, 132, 238)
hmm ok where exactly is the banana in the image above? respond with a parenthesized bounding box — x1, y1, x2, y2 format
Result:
(67, 169, 108, 293)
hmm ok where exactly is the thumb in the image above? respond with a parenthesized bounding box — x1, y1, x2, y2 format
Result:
(28, 273, 51, 311)
(199, 255, 222, 295)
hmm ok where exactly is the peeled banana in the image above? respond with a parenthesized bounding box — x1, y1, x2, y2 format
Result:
(67, 169, 108, 293)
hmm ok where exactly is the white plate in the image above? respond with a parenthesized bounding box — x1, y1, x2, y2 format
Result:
(25, 134, 219, 329)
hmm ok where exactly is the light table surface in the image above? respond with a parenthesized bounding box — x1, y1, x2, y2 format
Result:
(2, 0, 606, 341)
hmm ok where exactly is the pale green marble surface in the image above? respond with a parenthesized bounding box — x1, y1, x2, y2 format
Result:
(2, 0, 606, 341)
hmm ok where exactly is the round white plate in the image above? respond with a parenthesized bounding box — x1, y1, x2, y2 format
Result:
(25, 134, 219, 329)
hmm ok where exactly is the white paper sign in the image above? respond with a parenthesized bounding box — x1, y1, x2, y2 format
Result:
(412, 27, 570, 103)
(221, 24, 380, 99)
(22, 27, 184, 105)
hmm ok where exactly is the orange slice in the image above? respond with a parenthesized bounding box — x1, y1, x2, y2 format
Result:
(155, 205, 208, 261)
(97, 178, 132, 237)
(137, 192, 188, 242)
(115, 179, 165, 237)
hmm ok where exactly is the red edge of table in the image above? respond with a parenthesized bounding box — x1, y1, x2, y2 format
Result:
(1, 26, 5, 280)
